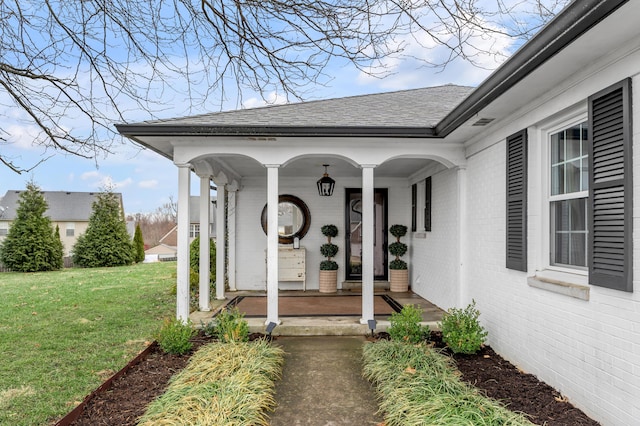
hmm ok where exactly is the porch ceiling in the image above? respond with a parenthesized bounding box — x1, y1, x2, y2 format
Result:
(199, 155, 437, 180)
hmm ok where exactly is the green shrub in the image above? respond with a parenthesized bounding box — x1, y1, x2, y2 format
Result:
(212, 307, 249, 342)
(320, 243, 339, 258)
(321, 224, 338, 238)
(133, 223, 145, 263)
(319, 224, 339, 270)
(389, 259, 407, 270)
(156, 317, 196, 355)
(189, 235, 216, 281)
(0, 181, 64, 272)
(388, 304, 429, 343)
(72, 190, 134, 268)
(388, 224, 408, 270)
(440, 300, 488, 354)
(320, 260, 339, 270)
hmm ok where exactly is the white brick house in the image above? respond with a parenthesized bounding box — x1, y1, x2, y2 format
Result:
(117, 0, 640, 424)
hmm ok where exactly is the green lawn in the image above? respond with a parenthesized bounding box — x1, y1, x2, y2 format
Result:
(0, 262, 177, 426)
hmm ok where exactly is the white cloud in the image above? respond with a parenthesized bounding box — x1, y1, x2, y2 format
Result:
(81, 170, 101, 180)
(138, 179, 159, 189)
(355, 14, 515, 91)
(241, 91, 289, 109)
(2, 123, 43, 150)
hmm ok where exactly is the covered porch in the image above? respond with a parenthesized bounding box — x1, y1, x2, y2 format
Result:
(115, 85, 473, 326)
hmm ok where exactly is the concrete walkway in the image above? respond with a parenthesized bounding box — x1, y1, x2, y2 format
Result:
(269, 336, 383, 426)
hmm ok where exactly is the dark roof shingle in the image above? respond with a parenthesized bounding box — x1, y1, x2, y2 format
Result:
(143, 84, 474, 129)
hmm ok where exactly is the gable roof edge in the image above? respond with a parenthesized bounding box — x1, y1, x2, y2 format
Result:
(436, 0, 630, 137)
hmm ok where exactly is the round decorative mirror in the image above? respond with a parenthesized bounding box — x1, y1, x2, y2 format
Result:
(261, 194, 311, 244)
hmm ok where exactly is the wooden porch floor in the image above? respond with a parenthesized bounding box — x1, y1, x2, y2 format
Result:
(190, 289, 445, 336)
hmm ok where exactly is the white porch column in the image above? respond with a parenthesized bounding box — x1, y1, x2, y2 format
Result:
(227, 185, 238, 291)
(360, 165, 376, 324)
(457, 166, 468, 307)
(176, 164, 191, 322)
(198, 175, 211, 311)
(266, 165, 280, 325)
(216, 184, 226, 300)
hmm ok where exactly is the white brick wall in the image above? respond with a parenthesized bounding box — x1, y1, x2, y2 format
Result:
(460, 67, 640, 425)
(235, 175, 410, 291)
(410, 167, 460, 308)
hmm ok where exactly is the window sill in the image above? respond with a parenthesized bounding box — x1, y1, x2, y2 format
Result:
(527, 270, 590, 301)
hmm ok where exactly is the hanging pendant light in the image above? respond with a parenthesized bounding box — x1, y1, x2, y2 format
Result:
(317, 164, 336, 196)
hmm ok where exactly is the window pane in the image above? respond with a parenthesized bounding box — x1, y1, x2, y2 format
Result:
(566, 126, 582, 160)
(570, 198, 587, 231)
(551, 133, 563, 163)
(570, 233, 587, 267)
(581, 160, 589, 191)
(551, 164, 564, 196)
(566, 159, 581, 193)
(551, 198, 587, 267)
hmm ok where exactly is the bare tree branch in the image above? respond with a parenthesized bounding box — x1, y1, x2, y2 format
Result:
(0, 0, 569, 173)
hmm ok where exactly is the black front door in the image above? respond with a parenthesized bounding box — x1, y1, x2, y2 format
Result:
(345, 188, 388, 280)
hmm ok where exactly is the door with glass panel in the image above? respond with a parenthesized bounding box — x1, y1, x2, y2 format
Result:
(345, 188, 388, 280)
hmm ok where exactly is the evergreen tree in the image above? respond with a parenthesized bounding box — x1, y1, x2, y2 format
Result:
(190, 236, 216, 281)
(72, 190, 133, 267)
(52, 225, 65, 269)
(0, 182, 63, 272)
(133, 223, 145, 263)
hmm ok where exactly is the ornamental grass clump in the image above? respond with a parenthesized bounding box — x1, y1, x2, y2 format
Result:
(362, 341, 533, 426)
(156, 317, 196, 355)
(388, 304, 429, 343)
(440, 300, 488, 354)
(138, 340, 284, 426)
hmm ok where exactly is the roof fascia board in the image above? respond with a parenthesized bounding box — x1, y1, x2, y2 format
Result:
(436, 0, 630, 136)
(115, 124, 437, 138)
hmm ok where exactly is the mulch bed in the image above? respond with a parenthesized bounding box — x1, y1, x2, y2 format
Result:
(59, 331, 599, 426)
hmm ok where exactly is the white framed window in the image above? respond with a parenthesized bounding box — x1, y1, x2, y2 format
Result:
(66, 222, 75, 237)
(0, 221, 8, 236)
(190, 223, 200, 238)
(548, 121, 588, 270)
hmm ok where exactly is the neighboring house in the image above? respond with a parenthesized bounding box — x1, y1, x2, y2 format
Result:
(0, 191, 125, 256)
(117, 0, 640, 424)
(144, 196, 216, 260)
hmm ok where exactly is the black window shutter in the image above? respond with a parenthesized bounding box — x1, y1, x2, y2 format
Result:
(411, 183, 417, 232)
(588, 79, 633, 292)
(424, 177, 432, 231)
(506, 129, 528, 271)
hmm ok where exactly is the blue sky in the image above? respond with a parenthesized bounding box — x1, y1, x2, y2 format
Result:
(0, 5, 525, 214)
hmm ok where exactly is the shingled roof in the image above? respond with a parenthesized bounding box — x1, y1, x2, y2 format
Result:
(0, 191, 123, 221)
(139, 84, 474, 129)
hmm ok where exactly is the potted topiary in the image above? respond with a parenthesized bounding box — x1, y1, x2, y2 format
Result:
(319, 224, 339, 293)
(389, 224, 409, 292)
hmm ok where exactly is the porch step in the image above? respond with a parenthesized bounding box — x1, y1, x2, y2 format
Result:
(245, 317, 440, 336)
(341, 280, 390, 290)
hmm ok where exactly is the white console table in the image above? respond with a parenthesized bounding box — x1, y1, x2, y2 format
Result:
(277, 247, 306, 291)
